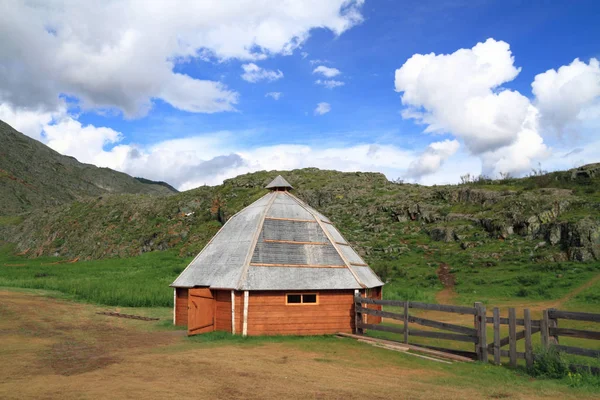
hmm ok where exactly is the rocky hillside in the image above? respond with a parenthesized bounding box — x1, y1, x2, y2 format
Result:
(0, 120, 176, 215)
(1, 165, 599, 270)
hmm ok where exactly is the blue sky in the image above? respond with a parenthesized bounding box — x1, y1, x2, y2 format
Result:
(1, 0, 599, 189)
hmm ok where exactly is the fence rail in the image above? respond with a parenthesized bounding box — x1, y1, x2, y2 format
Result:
(354, 296, 600, 374)
(354, 297, 482, 360)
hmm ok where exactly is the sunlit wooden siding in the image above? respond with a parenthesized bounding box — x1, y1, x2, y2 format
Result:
(246, 290, 355, 335)
(174, 288, 188, 326)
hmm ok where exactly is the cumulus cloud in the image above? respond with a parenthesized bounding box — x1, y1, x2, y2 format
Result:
(0, 103, 64, 141)
(532, 58, 600, 135)
(161, 73, 238, 113)
(313, 65, 341, 77)
(301, 52, 309, 59)
(395, 38, 549, 176)
(314, 102, 331, 115)
(4, 105, 599, 190)
(315, 79, 345, 89)
(265, 92, 282, 100)
(43, 118, 124, 166)
(406, 139, 460, 178)
(241, 63, 284, 83)
(0, 1, 364, 117)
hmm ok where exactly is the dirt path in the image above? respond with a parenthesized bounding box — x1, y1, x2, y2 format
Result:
(554, 272, 600, 306)
(0, 290, 596, 400)
(435, 262, 457, 304)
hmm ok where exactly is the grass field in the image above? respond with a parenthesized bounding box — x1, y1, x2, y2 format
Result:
(2, 241, 599, 308)
(0, 244, 190, 307)
(1, 289, 599, 399)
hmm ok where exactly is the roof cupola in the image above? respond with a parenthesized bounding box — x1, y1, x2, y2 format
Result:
(265, 175, 293, 191)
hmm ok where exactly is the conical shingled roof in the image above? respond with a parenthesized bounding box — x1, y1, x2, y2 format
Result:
(171, 180, 383, 291)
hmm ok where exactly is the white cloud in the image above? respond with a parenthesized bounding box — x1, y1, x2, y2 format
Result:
(406, 139, 460, 178)
(314, 102, 331, 115)
(0, 103, 64, 141)
(301, 52, 309, 59)
(532, 58, 600, 135)
(241, 63, 284, 83)
(315, 79, 345, 89)
(0, 1, 364, 117)
(4, 106, 598, 191)
(313, 65, 341, 77)
(161, 73, 238, 113)
(265, 92, 282, 100)
(479, 105, 550, 176)
(43, 117, 124, 167)
(394, 38, 549, 176)
(309, 59, 330, 65)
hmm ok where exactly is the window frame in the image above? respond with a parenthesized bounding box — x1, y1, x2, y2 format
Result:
(285, 292, 319, 305)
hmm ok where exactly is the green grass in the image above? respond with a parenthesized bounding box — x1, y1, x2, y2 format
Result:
(187, 330, 339, 347)
(0, 215, 23, 226)
(0, 243, 189, 307)
(565, 279, 600, 309)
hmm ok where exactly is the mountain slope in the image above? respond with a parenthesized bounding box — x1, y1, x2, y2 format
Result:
(1, 166, 599, 301)
(2, 166, 599, 262)
(0, 120, 176, 215)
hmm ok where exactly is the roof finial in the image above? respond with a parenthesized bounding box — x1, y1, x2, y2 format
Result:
(265, 175, 293, 191)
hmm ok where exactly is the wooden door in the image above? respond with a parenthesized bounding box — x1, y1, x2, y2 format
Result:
(188, 288, 215, 335)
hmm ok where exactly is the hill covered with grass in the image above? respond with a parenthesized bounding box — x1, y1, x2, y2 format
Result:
(0, 120, 176, 215)
(1, 164, 599, 303)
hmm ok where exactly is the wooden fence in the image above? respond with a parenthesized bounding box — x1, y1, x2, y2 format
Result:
(354, 297, 600, 373)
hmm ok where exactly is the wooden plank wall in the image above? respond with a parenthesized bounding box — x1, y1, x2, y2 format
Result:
(247, 290, 355, 335)
(214, 290, 245, 333)
(235, 291, 244, 334)
(174, 288, 188, 326)
(215, 290, 232, 332)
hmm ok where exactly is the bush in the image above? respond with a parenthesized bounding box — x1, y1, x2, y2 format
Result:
(529, 347, 569, 379)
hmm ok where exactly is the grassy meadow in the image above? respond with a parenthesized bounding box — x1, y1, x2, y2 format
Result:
(2, 241, 599, 308)
(0, 243, 190, 307)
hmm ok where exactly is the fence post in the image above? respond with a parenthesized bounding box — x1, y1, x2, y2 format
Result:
(508, 307, 517, 368)
(541, 309, 549, 349)
(474, 302, 482, 361)
(524, 308, 533, 369)
(479, 303, 488, 363)
(355, 295, 363, 335)
(548, 308, 559, 345)
(403, 301, 409, 344)
(493, 307, 501, 365)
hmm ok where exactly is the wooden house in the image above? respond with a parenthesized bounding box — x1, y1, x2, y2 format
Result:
(171, 176, 384, 336)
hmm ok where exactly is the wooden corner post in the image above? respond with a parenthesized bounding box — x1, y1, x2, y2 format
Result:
(548, 308, 559, 345)
(354, 290, 363, 335)
(524, 308, 533, 368)
(231, 290, 236, 335)
(474, 302, 487, 362)
(403, 301, 409, 344)
(493, 307, 501, 365)
(242, 291, 249, 337)
(173, 288, 177, 325)
(541, 309, 550, 349)
(508, 307, 517, 368)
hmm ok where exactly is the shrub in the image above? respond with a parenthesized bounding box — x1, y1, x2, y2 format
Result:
(529, 347, 568, 379)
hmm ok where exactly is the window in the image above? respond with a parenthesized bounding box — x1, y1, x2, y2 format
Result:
(286, 293, 318, 305)
(287, 294, 302, 304)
